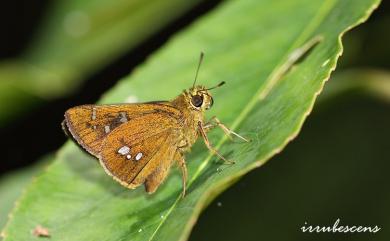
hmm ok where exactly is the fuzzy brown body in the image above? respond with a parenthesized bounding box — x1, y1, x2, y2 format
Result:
(172, 91, 207, 153)
(62, 85, 226, 195)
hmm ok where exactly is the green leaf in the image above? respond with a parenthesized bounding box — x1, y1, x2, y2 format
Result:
(0, 156, 52, 230)
(191, 79, 390, 241)
(0, 0, 202, 126)
(2, 0, 380, 240)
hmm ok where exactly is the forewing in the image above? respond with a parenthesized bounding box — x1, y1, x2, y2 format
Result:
(63, 102, 180, 156)
(100, 113, 180, 190)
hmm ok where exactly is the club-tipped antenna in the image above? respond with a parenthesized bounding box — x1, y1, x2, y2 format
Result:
(193, 52, 204, 88)
(206, 81, 225, 91)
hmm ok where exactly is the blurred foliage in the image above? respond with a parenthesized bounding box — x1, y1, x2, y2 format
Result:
(339, 2, 390, 69)
(1, 0, 381, 240)
(0, 0, 203, 126)
(0, 155, 52, 230)
(320, 68, 390, 103)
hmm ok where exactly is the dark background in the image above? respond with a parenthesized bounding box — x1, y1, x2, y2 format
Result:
(0, 1, 389, 240)
(0, 0, 223, 175)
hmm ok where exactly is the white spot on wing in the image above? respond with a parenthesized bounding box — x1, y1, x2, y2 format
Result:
(135, 152, 143, 161)
(118, 146, 130, 155)
(126, 154, 131, 160)
(92, 107, 96, 120)
(119, 112, 128, 123)
(104, 125, 110, 133)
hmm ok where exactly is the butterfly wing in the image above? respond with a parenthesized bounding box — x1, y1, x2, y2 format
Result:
(63, 102, 180, 156)
(63, 102, 184, 192)
(101, 127, 179, 191)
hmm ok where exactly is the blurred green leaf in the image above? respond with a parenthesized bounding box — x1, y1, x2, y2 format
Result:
(0, 156, 52, 231)
(320, 68, 390, 103)
(1, 0, 380, 240)
(0, 0, 203, 126)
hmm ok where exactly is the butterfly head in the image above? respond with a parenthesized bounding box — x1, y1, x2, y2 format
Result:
(185, 53, 225, 111)
(187, 81, 225, 111)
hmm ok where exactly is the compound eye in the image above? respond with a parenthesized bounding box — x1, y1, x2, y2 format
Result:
(191, 95, 203, 107)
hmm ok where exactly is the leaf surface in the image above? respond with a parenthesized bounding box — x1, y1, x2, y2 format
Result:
(191, 75, 390, 240)
(0, 157, 52, 230)
(2, 0, 380, 240)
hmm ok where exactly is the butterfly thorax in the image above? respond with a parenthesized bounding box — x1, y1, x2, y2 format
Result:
(171, 86, 214, 152)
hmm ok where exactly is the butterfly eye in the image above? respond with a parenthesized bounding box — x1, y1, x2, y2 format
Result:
(191, 95, 203, 108)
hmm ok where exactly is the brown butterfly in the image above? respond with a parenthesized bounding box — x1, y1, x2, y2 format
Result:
(62, 53, 248, 197)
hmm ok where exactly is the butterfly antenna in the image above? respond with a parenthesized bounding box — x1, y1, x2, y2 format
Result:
(193, 52, 204, 88)
(206, 81, 226, 91)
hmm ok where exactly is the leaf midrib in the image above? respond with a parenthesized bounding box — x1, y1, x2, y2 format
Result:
(148, 0, 338, 240)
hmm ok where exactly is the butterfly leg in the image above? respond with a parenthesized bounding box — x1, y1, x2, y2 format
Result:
(204, 116, 249, 142)
(198, 121, 235, 164)
(175, 152, 188, 198)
